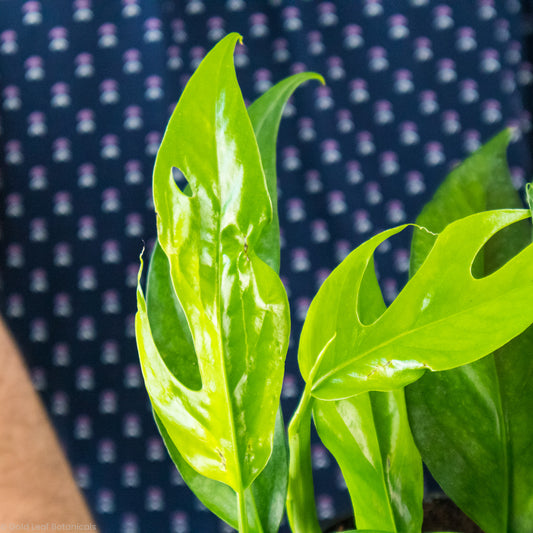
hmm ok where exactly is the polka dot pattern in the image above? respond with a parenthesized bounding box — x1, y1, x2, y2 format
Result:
(0, 1, 532, 531)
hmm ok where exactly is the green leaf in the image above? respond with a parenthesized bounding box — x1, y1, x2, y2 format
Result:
(146, 242, 287, 533)
(312, 259, 422, 533)
(313, 391, 423, 533)
(248, 72, 323, 272)
(143, 62, 318, 533)
(136, 30, 290, 516)
(299, 209, 533, 401)
(406, 130, 533, 533)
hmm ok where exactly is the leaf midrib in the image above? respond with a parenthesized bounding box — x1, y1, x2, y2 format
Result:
(212, 49, 246, 495)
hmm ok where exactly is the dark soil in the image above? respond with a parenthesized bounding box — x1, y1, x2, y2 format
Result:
(422, 496, 484, 533)
(322, 515, 354, 532)
(323, 496, 484, 532)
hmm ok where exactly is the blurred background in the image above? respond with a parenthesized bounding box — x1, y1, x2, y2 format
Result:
(0, 1, 532, 531)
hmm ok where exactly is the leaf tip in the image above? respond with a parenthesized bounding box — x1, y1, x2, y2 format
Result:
(225, 31, 243, 47)
(302, 72, 326, 87)
(506, 124, 518, 143)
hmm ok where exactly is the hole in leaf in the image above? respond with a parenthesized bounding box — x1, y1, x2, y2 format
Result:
(357, 227, 412, 326)
(471, 218, 530, 279)
(356, 255, 386, 326)
(146, 242, 202, 391)
(172, 167, 192, 196)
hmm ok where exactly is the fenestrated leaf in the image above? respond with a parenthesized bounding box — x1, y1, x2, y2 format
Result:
(143, 66, 317, 533)
(406, 130, 533, 533)
(136, 31, 290, 503)
(146, 242, 288, 533)
(299, 209, 533, 401)
(312, 256, 422, 533)
(249, 72, 323, 272)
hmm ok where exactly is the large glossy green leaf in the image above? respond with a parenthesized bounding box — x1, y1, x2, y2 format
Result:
(406, 130, 533, 533)
(314, 390, 422, 533)
(299, 209, 533, 401)
(143, 67, 318, 532)
(248, 72, 323, 272)
(312, 253, 422, 533)
(136, 30, 290, 511)
(146, 243, 287, 532)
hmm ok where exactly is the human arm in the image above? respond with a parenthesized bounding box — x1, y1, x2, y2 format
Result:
(0, 318, 97, 528)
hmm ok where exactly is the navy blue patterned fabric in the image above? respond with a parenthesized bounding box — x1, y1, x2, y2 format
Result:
(0, 1, 531, 531)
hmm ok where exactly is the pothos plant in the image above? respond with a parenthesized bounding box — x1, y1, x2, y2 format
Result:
(135, 33, 533, 533)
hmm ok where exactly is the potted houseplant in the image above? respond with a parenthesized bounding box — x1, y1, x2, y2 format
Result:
(135, 33, 533, 533)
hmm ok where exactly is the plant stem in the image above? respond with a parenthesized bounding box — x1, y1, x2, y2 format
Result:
(237, 487, 249, 533)
(286, 382, 322, 533)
